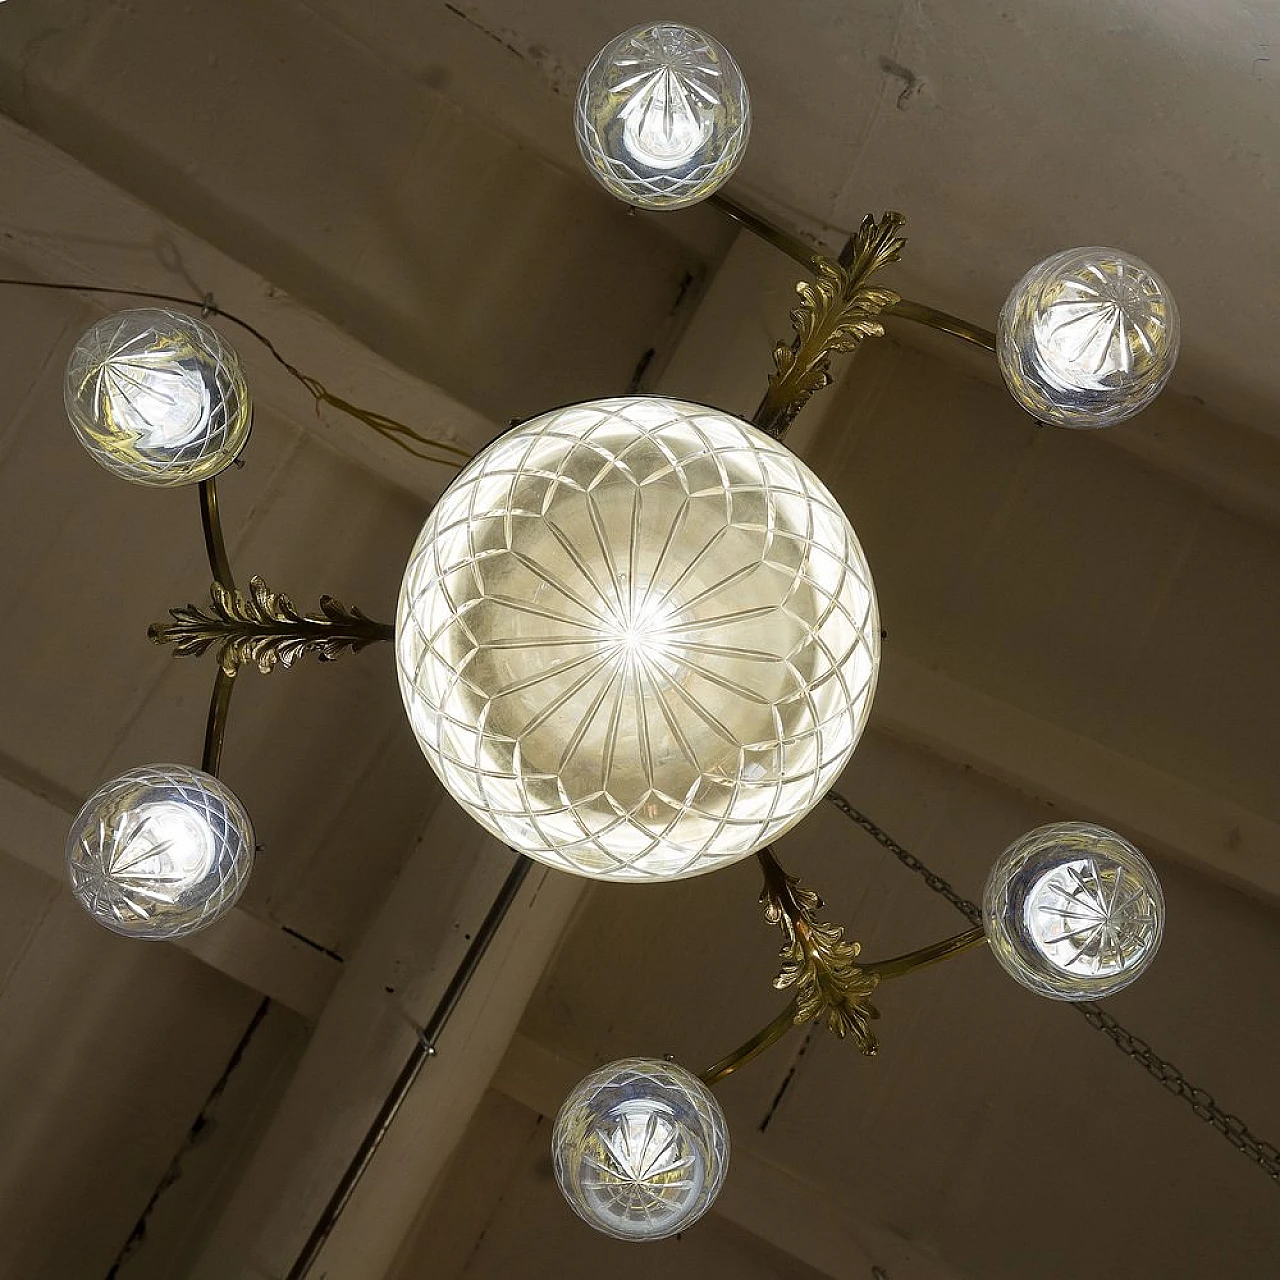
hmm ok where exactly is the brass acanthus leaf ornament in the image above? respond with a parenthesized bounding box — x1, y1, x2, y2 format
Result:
(150, 576, 394, 676)
(755, 211, 907, 438)
(758, 848, 882, 1055)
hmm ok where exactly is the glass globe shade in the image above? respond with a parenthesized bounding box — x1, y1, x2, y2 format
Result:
(64, 308, 252, 486)
(396, 396, 879, 882)
(997, 247, 1179, 429)
(575, 22, 751, 210)
(552, 1057, 729, 1241)
(982, 821, 1164, 1001)
(66, 764, 255, 940)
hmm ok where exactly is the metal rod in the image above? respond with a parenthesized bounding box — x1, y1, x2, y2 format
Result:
(709, 192, 997, 354)
(286, 854, 533, 1280)
(708, 191, 819, 268)
(862, 926, 989, 983)
(200, 666, 237, 777)
(699, 999, 801, 1088)
(882, 299, 997, 352)
(198, 479, 235, 591)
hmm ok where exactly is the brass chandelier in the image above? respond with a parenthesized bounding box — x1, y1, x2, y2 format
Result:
(20, 16, 1270, 1271)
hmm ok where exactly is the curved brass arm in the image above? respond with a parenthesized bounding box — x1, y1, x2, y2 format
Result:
(201, 666, 237, 777)
(197, 479, 237, 776)
(862, 926, 988, 982)
(199, 478, 235, 591)
(699, 999, 801, 1088)
(709, 191, 996, 354)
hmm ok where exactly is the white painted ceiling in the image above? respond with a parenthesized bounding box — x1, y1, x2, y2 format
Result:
(0, 3, 1277, 1278)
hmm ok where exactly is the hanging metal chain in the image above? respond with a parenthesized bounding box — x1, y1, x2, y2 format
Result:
(824, 790, 982, 926)
(824, 788, 1280, 1185)
(1077, 1004, 1280, 1180)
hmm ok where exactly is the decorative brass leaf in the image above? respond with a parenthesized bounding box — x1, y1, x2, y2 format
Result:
(758, 848, 881, 1054)
(755, 212, 907, 438)
(150, 575, 393, 676)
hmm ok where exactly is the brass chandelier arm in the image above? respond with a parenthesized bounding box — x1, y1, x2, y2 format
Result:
(201, 666, 237, 777)
(708, 192, 996, 376)
(755, 847, 992, 1059)
(699, 998, 801, 1088)
(881, 299, 996, 353)
(150, 576, 394, 676)
(198, 478, 236, 591)
(862, 925, 989, 982)
(697, 929, 986, 1089)
(194, 479, 239, 778)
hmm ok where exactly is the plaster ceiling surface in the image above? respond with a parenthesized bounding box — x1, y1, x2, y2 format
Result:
(296, 0, 1280, 434)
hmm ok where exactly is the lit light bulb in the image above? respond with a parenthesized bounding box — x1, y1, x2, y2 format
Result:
(619, 65, 712, 170)
(997, 247, 1179, 429)
(64, 308, 252, 486)
(983, 821, 1164, 1000)
(575, 22, 751, 210)
(101, 355, 212, 452)
(66, 764, 255, 940)
(396, 396, 880, 883)
(111, 800, 217, 903)
(552, 1057, 729, 1241)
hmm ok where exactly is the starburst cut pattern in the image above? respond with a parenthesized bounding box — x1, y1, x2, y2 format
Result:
(983, 821, 1165, 999)
(1027, 857, 1160, 977)
(396, 397, 880, 881)
(997, 248, 1178, 429)
(1035, 259, 1166, 384)
(65, 765, 255, 940)
(64, 309, 251, 487)
(575, 23, 750, 209)
(553, 1058, 729, 1241)
(583, 1109, 697, 1219)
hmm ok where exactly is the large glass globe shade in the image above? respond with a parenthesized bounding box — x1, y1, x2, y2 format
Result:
(552, 1057, 729, 1241)
(66, 764, 255, 940)
(983, 821, 1164, 1001)
(64, 308, 252, 486)
(997, 247, 1179, 429)
(575, 22, 751, 210)
(396, 396, 879, 882)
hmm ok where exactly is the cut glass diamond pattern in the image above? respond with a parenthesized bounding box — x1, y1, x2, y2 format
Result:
(395, 397, 880, 881)
(983, 821, 1164, 1000)
(66, 764, 255, 940)
(997, 247, 1179, 429)
(552, 1057, 729, 1241)
(65, 308, 252, 486)
(575, 23, 751, 210)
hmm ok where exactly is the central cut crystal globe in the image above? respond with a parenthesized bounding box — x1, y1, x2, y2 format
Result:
(396, 397, 879, 881)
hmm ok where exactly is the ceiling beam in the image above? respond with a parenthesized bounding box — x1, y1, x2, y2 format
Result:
(494, 1032, 966, 1280)
(876, 655, 1280, 902)
(0, 767, 341, 1020)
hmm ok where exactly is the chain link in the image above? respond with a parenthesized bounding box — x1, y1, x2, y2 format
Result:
(825, 789, 983, 925)
(824, 788, 1280, 1185)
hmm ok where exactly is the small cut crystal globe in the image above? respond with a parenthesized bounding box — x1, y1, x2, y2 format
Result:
(552, 1057, 730, 1241)
(64, 308, 252, 486)
(66, 764, 255, 940)
(575, 22, 751, 210)
(396, 396, 880, 882)
(983, 821, 1164, 1000)
(997, 247, 1179, 429)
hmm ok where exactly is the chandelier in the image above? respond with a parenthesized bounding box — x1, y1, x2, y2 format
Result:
(26, 16, 1267, 1270)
